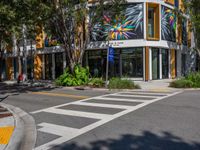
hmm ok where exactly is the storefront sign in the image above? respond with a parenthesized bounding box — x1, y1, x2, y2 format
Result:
(108, 47, 114, 63)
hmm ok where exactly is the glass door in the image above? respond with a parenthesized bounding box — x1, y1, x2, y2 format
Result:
(152, 48, 160, 80)
(162, 49, 169, 79)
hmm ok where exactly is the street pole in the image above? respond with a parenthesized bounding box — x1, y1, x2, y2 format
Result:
(105, 45, 109, 88)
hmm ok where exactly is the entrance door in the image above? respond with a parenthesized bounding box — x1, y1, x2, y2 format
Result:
(152, 48, 160, 80)
(162, 49, 169, 79)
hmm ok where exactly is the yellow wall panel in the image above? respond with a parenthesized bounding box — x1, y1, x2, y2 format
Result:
(171, 49, 176, 79)
(34, 55, 42, 80)
(36, 26, 44, 49)
(145, 47, 149, 81)
(165, 0, 175, 5)
(6, 58, 13, 80)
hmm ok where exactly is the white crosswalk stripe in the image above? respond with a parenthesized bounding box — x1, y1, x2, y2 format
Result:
(33, 90, 182, 150)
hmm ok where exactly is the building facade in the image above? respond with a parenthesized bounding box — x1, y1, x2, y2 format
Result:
(85, 0, 196, 81)
(0, 0, 196, 81)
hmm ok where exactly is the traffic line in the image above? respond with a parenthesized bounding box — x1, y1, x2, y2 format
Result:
(0, 126, 14, 144)
(96, 97, 149, 102)
(42, 108, 112, 120)
(30, 92, 89, 99)
(74, 101, 134, 109)
(38, 123, 79, 137)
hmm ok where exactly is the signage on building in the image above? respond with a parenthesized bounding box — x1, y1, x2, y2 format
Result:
(108, 47, 114, 63)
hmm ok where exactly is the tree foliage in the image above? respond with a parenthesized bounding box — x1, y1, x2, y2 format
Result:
(184, 0, 200, 55)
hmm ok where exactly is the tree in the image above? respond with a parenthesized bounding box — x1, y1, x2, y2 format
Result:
(184, 0, 200, 56)
(39, 0, 126, 73)
(0, 1, 16, 81)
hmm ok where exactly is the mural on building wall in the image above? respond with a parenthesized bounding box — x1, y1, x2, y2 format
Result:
(44, 35, 61, 47)
(182, 19, 187, 46)
(161, 6, 176, 42)
(90, 3, 144, 41)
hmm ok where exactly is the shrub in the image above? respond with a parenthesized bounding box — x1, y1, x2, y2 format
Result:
(185, 72, 200, 88)
(55, 65, 89, 86)
(88, 78, 104, 88)
(169, 79, 194, 88)
(108, 78, 140, 89)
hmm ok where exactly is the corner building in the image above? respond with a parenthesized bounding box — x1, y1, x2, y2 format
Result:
(85, 0, 196, 81)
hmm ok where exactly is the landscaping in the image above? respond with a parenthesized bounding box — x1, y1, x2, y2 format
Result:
(170, 72, 200, 88)
(108, 78, 140, 89)
(55, 66, 140, 89)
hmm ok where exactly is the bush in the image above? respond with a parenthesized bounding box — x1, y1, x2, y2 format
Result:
(108, 78, 140, 89)
(170, 79, 194, 88)
(88, 78, 104, 88)
(55, 65, 89, 86)
(185, 72, 200, 88)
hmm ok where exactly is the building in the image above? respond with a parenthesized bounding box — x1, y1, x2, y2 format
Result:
(0, 0, 196, 81)
(85, 0, 196, 81)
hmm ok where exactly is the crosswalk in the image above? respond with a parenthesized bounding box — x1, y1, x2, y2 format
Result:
(32, 90, 182, 150)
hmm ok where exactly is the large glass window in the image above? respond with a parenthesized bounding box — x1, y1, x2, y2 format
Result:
(45, 54, 52, 80)
(181, 53, 186, 76)
(147, 3, 160, 40)
(85, 48, 144, 79)
(148, 8, 155, 38)
(162, 49, 169, 79)
(121, 48, 143, 78)
(152, 48, 160, 80)
(55, 53, 63, 78)
(88, 50, 105, 78)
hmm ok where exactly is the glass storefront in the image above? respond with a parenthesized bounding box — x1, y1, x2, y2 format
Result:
(45, 54, 52, 80)
(152, 48, 160, 80)
(55, 53, 63, 78)
(85, 47, 143, 79)
(181, 54, 186, 76)
(162, 49, 169, 79)
(121, 48, 143, 78)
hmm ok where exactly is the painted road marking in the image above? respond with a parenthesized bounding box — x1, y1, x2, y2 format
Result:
(34, 90, 182, 150)
(0, 126, 14, 144)
(30, 92, 89, 99)
(112, 93, 159, 98)
(43, 108, 112, 120)
(96, 97, 149, 102)
(74, 101, 134, 109)
(38, 123, 79, 137)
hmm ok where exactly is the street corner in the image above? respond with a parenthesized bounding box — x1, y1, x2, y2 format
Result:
(0, 105, 15, 150)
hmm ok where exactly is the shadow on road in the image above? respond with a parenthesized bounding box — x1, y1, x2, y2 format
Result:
(52, 131, 200, 150)
(0, 82, 59, 95)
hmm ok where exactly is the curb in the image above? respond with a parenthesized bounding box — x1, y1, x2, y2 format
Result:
(1, 103, 36, 150)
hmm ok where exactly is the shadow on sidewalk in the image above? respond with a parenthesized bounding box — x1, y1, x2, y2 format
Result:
(52, 131, 200, 150)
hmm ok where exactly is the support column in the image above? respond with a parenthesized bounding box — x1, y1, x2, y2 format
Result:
(145, 47, 149, 81)
(52, 53, 55, 80)
(168, 49, 171, 79)
(149, 48, 152, 80)
(159, 49, 162, 79)
(34, 54, 42, 80)
(171, 49, 176, 79)
(42, 54, 45, 80)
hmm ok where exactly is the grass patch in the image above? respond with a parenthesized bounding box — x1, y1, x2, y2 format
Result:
(88, 78, 104, 88)
(170, 72, 200, 88)
(108, 78, 140, 89)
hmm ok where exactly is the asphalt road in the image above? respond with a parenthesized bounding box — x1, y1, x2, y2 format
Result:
(2, 86, 200, 150)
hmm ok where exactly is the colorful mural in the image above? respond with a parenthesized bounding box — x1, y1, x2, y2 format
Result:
(161, 6, 176, 42)
(44, 35, 61, 47)
(90, 3, 144, 41)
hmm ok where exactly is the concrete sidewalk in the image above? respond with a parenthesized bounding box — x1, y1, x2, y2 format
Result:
(135, 79, 175, 91)
(0, 103, 36, 150)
